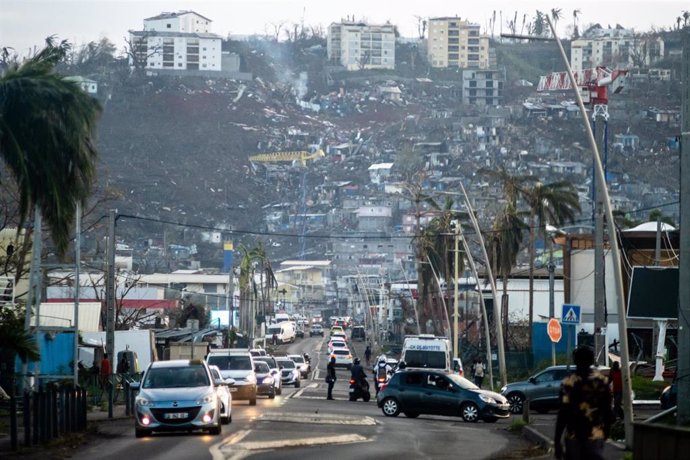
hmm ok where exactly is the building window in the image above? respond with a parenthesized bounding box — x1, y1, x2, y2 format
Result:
(166, 24, 171, 29)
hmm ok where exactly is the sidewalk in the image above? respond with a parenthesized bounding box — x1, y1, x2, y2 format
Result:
(0, 403, 131, 456)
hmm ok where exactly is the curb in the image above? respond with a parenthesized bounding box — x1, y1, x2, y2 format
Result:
(523, 425, 554, 452)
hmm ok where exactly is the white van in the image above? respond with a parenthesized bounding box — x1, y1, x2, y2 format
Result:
(274, 312, 291, 324)
(400, 335, 451, 372)
(267, 322, 296, 344)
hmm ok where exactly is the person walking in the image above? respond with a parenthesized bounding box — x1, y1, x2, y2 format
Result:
(326, 356, 337, 400)
(554, 346, 613, 460)
(364, 345, 372, 365)
(472, 357, 485, 388)
(100, 353, 112, 397)
(608, 361, 623, 420)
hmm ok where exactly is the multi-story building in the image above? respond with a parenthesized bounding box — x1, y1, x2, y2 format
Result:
(570, 25, 664, 71)
(327, 21, 396, 70)
(462, 68, 505, 106)
(427, 18, 490, 69)
(129, 10, 222, 73)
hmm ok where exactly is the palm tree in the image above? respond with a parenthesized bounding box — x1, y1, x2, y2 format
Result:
(0, 37, 101, 255)
(524, 181, 581, 350)
(572, 9, 581, 38)
(551, 8, 563, 33)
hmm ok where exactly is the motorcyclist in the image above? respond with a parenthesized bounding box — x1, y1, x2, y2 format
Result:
(373, 355, 392, 395)
(350, 358, 367, 388)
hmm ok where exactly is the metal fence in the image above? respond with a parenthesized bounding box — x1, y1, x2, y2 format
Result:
(7, 386, 87, 451)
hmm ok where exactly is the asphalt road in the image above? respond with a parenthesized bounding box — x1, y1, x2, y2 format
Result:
(65, 335, 516, 460)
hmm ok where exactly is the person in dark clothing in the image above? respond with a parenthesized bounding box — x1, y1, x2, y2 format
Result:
(364, 345, 372, 365)
(326, 356, 337, 400)
(554, 346, 613, 460)
(608, 361, 623, 420)
(350, 357, 368, 389)
(116, 354, 130, 375)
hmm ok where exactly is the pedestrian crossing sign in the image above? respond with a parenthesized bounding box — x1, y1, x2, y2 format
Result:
(561, 304, 581, 324)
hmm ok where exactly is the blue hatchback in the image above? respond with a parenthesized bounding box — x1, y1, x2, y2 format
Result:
(376, 369, 510, 423)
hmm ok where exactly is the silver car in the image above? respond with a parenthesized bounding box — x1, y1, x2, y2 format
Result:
(208, 365, 233, 423)
(500, 365, 574, 414)
(287, 354, 310, 378)
(132, 359, 222, 437)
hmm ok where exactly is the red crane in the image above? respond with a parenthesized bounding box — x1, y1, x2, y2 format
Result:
(538, 66, 628, 112)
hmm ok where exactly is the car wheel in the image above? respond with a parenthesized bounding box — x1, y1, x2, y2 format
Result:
(135, 428, 150, 438)
(227, 415, 232, 423)
(250, 398, 257, 406)
(269, 389, 276, 399)
(507, 392, 525, 414)
(461, 402, 479, 423)
(276, 385, 282, 396)
(404, 412, 419, 418)
(363, 392, 371, 402)
(349, 394, 356, 401)
(208, 424, 222, 435)
(484, 416, 498, 423)
(295, 380, 301, 388)
(381, 397, 400, 417)
(221, 416, 230, 425)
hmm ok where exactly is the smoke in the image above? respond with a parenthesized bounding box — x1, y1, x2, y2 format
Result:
(292, 71, 308, 99)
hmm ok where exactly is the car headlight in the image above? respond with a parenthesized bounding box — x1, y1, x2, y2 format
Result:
(263, 376, 274, 384)
(478, 393, 497, 404)
(246, 374, 256, 384)
(500, 385, 507, 393)
(136, 397, 154, 407)
(196, 392, 216, 405)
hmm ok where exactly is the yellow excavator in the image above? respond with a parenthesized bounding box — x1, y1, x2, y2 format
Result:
(248, 149, 325, 167)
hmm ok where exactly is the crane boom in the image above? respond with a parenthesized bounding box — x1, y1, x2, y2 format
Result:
(248, 149, 325, 166)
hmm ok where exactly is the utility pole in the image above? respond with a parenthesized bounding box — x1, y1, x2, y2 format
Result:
(73, 204, 81, 386)
(548, 235, 556, 366)
(20, 210, 42, 393)
(453, 222, 460, 360)
(593, 113, 607, 366)
(677, 25, 690, 426)
(106, 209, 116, 419)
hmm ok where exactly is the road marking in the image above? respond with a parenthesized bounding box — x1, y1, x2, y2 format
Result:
(258, 411, 377, 425)
(209, 430, 251, 460)
(290, 382, 318, 399)
(238, 433, 368, 451)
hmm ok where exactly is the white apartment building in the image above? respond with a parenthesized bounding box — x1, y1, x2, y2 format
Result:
(427, 18, 490, 69)
(327, 21, 396, 71)
(570, 25, 664, 71)
(129, 11, 222, 72)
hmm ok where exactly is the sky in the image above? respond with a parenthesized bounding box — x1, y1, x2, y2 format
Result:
(1, 0, 687, 56)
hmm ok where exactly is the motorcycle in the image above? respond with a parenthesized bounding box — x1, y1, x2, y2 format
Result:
(348, 377, 371, 402)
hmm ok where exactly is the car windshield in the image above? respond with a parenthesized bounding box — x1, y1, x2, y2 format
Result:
(143, 366, 209, 389)
(330, 341, 346, 347)
(334, 350, 349, 356)
(254, 362, 270, 373)
(277, 360, 295, 369)
(403, 350, 446, 369)
(291, 356, 305, 363)
(207, 355, 252, 371)
(255, 357, 277, 368)
(448, 374, 479, 390)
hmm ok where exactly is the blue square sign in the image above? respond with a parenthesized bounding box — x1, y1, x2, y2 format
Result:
(561, 304, 581, 324)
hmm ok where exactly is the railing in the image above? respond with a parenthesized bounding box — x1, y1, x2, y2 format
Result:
(7, 386, 87, 451)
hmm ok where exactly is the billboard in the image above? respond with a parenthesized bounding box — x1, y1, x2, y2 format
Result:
(626, 266, 678, 319)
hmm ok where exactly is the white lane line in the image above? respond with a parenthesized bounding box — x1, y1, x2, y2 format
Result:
(258, 412, 377, 426)
(209, 429, 251, 460)
(238, 433, 368, 451)
(290, 382, 318, 399)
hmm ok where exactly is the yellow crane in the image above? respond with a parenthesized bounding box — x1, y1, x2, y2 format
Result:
(248, 149, 325, 166)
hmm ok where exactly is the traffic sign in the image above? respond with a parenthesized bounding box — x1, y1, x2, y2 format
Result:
(561, 304, 581, 324)
(547, 318, 562, 343)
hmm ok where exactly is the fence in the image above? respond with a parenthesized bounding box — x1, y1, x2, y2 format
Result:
(7, 386, 87, 451)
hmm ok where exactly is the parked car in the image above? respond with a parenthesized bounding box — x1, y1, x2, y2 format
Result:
(206, 349, 257, 405)
(351, 326, 366, 342)
(377, 369, 510, 423)
(275, 357, 301, 388)
(253, 361, 276, 398)
(208, 365, 233, 424)
(288, 354, 310, 378)
(310, 324, 324, 336)
(132, 359, 222, 437)
(660, 382, 677, 409)
(330, 348, 353, 369)
(499, 365, 608, 414)
(253, 355, 282, 395)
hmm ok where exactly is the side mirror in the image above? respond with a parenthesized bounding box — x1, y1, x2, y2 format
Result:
(129, 381, 140, 390)
(225, 378, 236, 385)
(214, 378, 226, 386)
(528, 377, 536, 384)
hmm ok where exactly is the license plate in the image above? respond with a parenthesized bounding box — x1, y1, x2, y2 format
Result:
(229, 387, 238, 392)
(164, 412, 187, 419)
(349, 388, 355, 393)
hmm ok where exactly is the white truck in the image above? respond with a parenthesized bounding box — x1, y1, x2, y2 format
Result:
(400, 335, 452, 373)
(266, 321, 296, 344)
(81, 330, 158, 373)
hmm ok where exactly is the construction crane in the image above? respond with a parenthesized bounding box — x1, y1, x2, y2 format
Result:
(248, 149, 325, 167)
(248, 148, 325, 259)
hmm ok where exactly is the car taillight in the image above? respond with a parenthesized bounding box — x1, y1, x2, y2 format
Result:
(347, 355, 352, 359)
(349, 378, 356, 385)
(377, 377, 385, 383)
(379, 382, 388, 392)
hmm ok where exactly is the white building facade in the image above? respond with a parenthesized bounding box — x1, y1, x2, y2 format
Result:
(327, 21, 396, 70)
(427, 18, 490, 69)
(129, 11, 222, 72)
(570, 26, 664, 71)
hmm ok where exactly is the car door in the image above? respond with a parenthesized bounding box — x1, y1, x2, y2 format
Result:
(396, 372, 425, 412)
(548, 369, 570, 405)
(530, 369, 558, 403)
(422, 373, 457, 416)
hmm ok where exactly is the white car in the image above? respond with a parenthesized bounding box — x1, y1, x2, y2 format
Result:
(331, 332, 348, 343)
(330, 349, 353, 369)
(275, 357, 301, 388)
(208, 365, 233, 423)
(328, 340, 348, 354)
(287, 354, 310, 378)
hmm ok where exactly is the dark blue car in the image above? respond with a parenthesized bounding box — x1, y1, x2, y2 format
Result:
(376, 369, 510, 423)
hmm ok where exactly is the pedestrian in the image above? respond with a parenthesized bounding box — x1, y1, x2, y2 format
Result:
(116, 353, 130, 375)
(472, 357, 485, 388)
(326, 356, 337, 400)
(608, 361, 623, 420)
(272, 333, 278, 346)
(364, 345, 372, 365)
(100, 353, 112, 390)
(554, 346, 613, 460)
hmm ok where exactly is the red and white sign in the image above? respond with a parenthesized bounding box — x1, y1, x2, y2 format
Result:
(547, 318, 562, 343)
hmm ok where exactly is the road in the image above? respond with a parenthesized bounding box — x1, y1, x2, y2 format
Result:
(68, 335, 516, 460)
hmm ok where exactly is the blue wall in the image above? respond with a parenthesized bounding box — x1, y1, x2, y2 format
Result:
(16, 331, 75, 378)
(532, 322, 568, 364)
